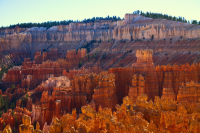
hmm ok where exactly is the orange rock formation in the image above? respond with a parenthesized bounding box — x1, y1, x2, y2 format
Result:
(0, 95, 196, 132)
(132, 49, 159, 100)
(1, 12, 200, 133)
(177, 81, 200, 103)
(128, 74, 145, 102)
(92, 72, 117, 110)
(1, 48, 86, 89)
(19, 115, 34, 133)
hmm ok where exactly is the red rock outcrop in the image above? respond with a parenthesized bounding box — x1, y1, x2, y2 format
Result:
(70, 73, 97, 103)
(2, 48, 86, 89)
(34, 76, 70, 93)
(31, 71, 118, 128)
(128, 74, 145, 103)
(177, 81, 200, 102)
(108, 67, 135, 104)
(161, 88, 176, 101)
(156, 63, 200, 100)
(0, 106, 31, 131)
(32, 84, 87, 127)
(42, 122, 50, 133)
(1, 13, 200, 74)
(2, 66, 21, 83)
(19, 115, 34, 133)
(2, 12, 200, 133)
(161, 71, 176, 100)
(2, 94, 200, 132)
(92, 71, 117, 110)
(1, 124, 12, 133)
(132, 49, 159, 100)
(63, 65, 101, 79)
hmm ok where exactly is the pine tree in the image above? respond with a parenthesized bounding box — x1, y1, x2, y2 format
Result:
(15, 116, 18, 124)
(79, 61, 82, 68)
(11, 110, 14, 116)
(14, 127, 16, 133)
(192, 20, 198, 24)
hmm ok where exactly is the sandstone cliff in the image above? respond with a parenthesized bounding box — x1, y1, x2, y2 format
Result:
(1, 13, 200, 68)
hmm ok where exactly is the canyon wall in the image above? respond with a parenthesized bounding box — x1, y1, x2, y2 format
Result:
(1, 48, 86, 88)
(1, 13, 200, 133)
(0, 14, 200, 64)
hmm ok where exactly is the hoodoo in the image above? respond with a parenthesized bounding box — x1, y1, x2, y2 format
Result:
(1, 11, 200, 132)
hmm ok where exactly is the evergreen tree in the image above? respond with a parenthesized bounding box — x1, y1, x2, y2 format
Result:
(192, 20, 198, 24)
(11, 110, 15, 116)
(0, 111, 3, 117)
(79, 61, 82, 68)
(14, 127, 16, 133)
(15, 116, 18, 124)
(1, 11, 199, 29)
(13, 102, 15, 109)
(146, 12, 149, 17)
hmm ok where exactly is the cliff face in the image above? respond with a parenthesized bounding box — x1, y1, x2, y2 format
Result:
(132, 49, 159, 100)
(108, 67, 135, 104)
(128, 74, 145, 102)
(31, 72, 117, 127)
(1, 13, 200, 133)
(1, 14, 200, 50)
(93, 71, 117, 110)
(3, 48, 200, 104)
(0, 106, 31, 132)
(1, 52, 200, 132)
(1, 14, 200, 65)
(156, 63, 200, 100)
(177, 81, 200, 102)
(1, 48, 86, 88)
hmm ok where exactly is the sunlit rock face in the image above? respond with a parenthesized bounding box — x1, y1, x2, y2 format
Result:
(1, 13, 200, 65)
(177, 81, 200, 102)
(1, 48, 86, 89)
(108, 67, 135, 104)
(128, 74, 145, 103)
(19, 115, 34, 133)
(155, 63, 200, 101)
(132, 49, 159, 100)
(0, 105, 31, 132)
(1, 12, 200, 133)
(2, 95, 198, 133)
(92, 71, 117, 110)
(1, 125, 12, 133)
(35, 76, 70, 93)
(161, 88, 176, 101)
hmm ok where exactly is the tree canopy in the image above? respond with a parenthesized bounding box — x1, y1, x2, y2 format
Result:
(133, 10, 200, 25)
(1, 15, 122, 29)
(1, 11, 200, 30)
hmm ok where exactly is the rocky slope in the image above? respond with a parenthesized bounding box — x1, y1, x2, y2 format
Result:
(0, 14, 200, 65)
(1, 13, 200, 133)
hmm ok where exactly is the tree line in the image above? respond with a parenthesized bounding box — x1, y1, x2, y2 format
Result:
(1, 11, 199, 29)
(1, 16, 122, 29)
(133, 10, 200, 25)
